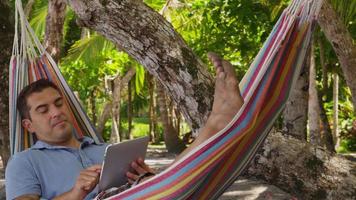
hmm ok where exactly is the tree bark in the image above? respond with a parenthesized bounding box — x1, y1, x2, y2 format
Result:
(317, 0, 356, 112)
(282, 58, 309, 140)
(308, 41, 322, 146)
(247, 131, 356, 200)
(0, 0, 12, 168)
(156, 82, 186, 154)
(68, 0, 214, 133)
(44, 0, 67, 62)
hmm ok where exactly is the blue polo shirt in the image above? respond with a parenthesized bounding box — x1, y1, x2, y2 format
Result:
(5, 137, 108, 200)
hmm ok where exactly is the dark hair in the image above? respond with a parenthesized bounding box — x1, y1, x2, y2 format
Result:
(17, 79, 61, 120)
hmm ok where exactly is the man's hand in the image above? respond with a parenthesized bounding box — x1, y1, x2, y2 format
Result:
(64, 165, 102, 199)
(126, 158, 155, 184)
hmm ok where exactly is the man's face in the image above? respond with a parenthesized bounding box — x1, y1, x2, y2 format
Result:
(22, 87, 74, 145)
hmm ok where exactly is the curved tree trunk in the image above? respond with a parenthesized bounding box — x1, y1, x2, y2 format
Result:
(318, 0, 356, 112)
(247, 131, 356, 200)
(68, 0, 214, 133)
(44, 0, 66, 62)
(0, 0, 13, 168)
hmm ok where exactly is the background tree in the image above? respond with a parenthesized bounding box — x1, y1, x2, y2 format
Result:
(0, 0, 13, 167)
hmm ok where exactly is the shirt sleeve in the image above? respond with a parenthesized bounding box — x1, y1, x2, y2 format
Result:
(5, 155, 41, 200)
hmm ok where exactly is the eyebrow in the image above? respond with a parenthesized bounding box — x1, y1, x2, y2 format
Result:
(34, 96, 63, 112)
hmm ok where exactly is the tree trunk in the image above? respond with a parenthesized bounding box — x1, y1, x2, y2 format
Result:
(147, 74, 158, 143)
(317, 37, 328, 95)
(317, 36, 335, 152)
(44, 0, 66, 62)
(0, 0, 12, 168)
(247, 131, 356, 200)
(332, 72, 340, 150)
(156, 83, 185, 154)
(97, 68, 136, 137)
(318, 0, 356, 112)
(282, 57, 309, 140)
(127, 80, 133, 140)
(90, 89, 97, 126)
(24, 0, 35, 17)
(308, 41, 322, 146)
(68, 0, 214, 133)
(317, 91, 335, 152)
(97, 102, 112, 138)
(110, 110, 120, 143)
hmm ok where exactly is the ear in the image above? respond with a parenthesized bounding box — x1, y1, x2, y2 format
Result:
(22, 119, 34, 133)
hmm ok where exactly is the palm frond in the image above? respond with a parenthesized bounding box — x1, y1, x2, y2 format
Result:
(29, 4, 47, 40)
(62, 34, 114, 65)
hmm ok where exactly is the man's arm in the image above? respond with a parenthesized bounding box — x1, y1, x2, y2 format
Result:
(51, 165, 102, 200)
(7, 160, 101, 200)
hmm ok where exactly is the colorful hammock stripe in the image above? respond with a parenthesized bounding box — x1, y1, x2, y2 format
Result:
(9, 0, 103, 155)
(102, 0, 320, 199)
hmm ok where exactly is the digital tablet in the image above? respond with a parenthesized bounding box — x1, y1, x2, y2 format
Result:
(98, 136, 150, 192)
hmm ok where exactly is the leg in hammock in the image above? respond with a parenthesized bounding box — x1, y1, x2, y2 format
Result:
(175, 53, 244, 162)
(129, 53, 243, 180)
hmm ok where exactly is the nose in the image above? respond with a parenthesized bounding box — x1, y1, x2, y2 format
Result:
(50, 105, 62, 119)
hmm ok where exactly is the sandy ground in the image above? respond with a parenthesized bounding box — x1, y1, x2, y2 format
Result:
(0, 148, 294, 200)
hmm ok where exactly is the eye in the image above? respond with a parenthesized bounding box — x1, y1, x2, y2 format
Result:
(55, 99, 63, 107)
(37, 107, 48, 114)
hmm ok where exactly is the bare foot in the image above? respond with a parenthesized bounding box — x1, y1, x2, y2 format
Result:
(174, 53, 243, 162)
(203, 52, 244, 135)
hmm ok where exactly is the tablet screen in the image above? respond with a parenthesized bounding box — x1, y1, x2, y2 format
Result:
(98, 136, 149, 192)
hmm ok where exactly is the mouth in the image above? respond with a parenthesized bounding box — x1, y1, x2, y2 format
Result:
(52, 120, 67, 128)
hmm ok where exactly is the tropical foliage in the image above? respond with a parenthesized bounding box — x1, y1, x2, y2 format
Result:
(27, 0, 355, 152)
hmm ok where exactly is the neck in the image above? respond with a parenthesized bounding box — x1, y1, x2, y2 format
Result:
(40, 137, 80, 148)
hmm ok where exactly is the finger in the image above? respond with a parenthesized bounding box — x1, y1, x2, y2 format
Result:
(126, 171, 139, 181)
(80, 170, 100, 178)
(131, 161, 146, 175)
(78, 174, 98, 183)
(77, 177, 97, 191)
(137, 158, 154, 173)
(87, 164, 102, 172)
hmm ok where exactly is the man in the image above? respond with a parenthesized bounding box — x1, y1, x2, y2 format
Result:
(6, 53, 243, 199)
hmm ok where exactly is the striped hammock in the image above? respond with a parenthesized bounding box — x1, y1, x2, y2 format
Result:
(9, 0, 322, 199)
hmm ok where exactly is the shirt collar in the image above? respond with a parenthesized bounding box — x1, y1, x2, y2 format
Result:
(31, 136, 97, 150)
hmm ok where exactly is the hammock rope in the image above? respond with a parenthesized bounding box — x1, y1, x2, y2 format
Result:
(9, 0, 322, 199)
(9, 0, 103, 155)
